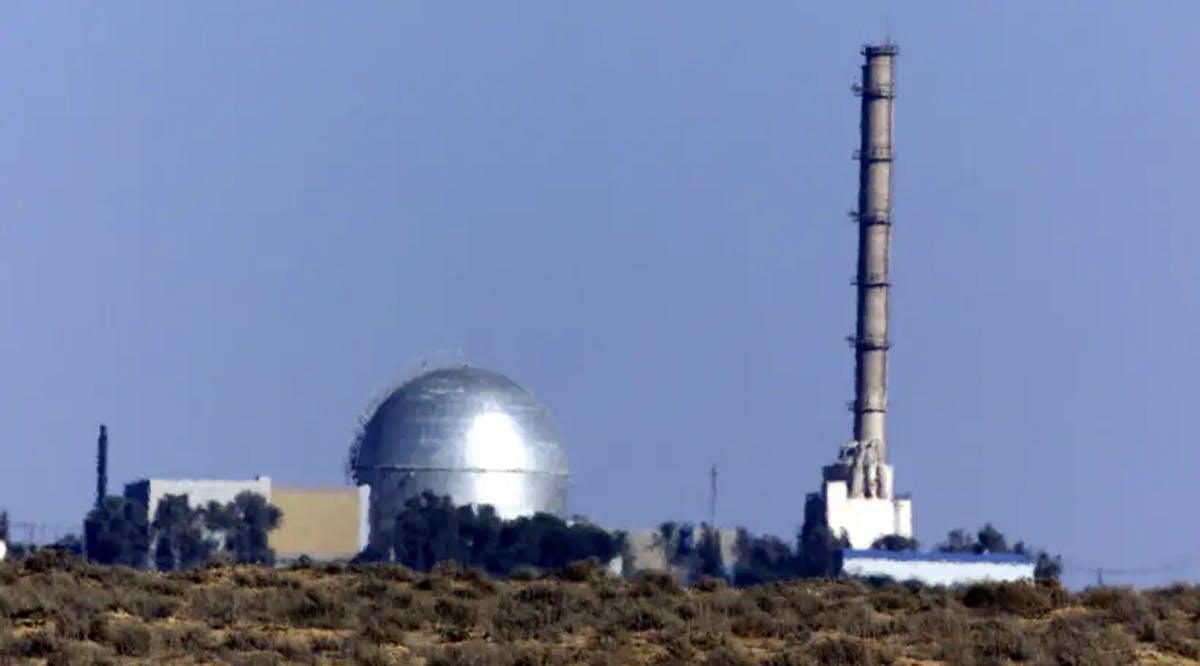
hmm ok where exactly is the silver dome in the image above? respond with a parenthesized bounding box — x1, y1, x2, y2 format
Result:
(351, 366, 569, 550)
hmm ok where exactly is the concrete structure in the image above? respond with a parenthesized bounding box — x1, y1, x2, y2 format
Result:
(621, 527, 740, 579)
(269, 485, 369, 562)
(122, 477, 370, 563)
(124, 476, 272, 527)
(349, 365, 570, 553)
(810, 43, 914, 550)
(840, 549, 1036, 586)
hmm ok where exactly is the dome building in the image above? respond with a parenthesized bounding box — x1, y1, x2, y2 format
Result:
(349, 366, 569, 551)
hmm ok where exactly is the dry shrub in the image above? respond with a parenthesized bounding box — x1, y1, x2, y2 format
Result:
(353, 563, 418, 584)
(696, 575, 726, 592)
(424, 640, 503, 666)
(2, 626, 63, 658)
(614, 599, 673, 632)
(234, 567, 301, 590)
(1081, 587, 1155, 623)
(271, 633, 316, 662)
(760, 649, 820, 666)
(188, 586, 241, 627)
(808, 635, 877, 666)
(491, 583, 569, 641)
(970, 618, 1039, 662)
(1041, 614, 1137, 666)
(227, 651, 285, 666)
(140, 575, 189, 597)
(962, 582, 1057, 617)
(1152, 622, 1200, 660)
(868, 585, 921, 613)
(223, 627, 275, 652)
(554, 558, 605, 583)
(47, 640, 112, 666)
(20, 549, 84, 574)
(417, 574, 453, 593)
(434, 597, 478, 627)
(345, 639, 398, 666)
(1147, 583, 1200, 618)
(703, 643, 758, 666)
(509, 567, 539, 581)
(271, 585, 349, 628)
(908, 609, 969, 661)
(108, 621, 154, 657)
(112, 587, 180, 621)
(157, 622, 217, 654)
(631, 570, 682, 598)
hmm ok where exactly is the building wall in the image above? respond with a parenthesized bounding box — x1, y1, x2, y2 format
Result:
(841, 550, 1036, 586)
(622, 528, 740, 578)
(269, 486, 366, 561)
(125, 477, 272, 525)
(824, 480, 912, 549)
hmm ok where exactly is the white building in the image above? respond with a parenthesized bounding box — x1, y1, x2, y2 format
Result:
(840, 549, 1036, 586)
(124, 476, 273, 526)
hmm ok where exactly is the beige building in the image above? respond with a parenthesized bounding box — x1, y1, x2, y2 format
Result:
(269, 486, 369, 562)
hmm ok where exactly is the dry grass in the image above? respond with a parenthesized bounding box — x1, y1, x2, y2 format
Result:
(0, 551, 1197, 665)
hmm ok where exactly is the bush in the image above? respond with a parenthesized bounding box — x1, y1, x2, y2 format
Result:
(109, 622, 154, 656)
(962, 582, 1058, 617)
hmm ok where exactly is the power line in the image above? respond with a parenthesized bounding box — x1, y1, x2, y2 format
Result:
(1062, 553, 1200, 580)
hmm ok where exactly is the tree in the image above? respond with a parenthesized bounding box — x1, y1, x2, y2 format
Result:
(1035, 552, 1063, 582)
(797, 494, 846, 578)
(938, 528, 976, 553)
(151, 494, 211, 571)
(976, 523, 1008, 554)
(84, 496, 149, 567)
(871, 534, 920, 551)
(693, 523, 724, 580)
(0, 510, 8, 542)
(732, 529, 797, 586)
(49, 534, 83, 556)
(384, 492, 622, 577)
(208, 492, 281, 565)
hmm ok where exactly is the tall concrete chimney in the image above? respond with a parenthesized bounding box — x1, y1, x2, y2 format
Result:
(811, 43, 912, 549)
(96, 424, 108, 507)
(851, 44, 897, 464)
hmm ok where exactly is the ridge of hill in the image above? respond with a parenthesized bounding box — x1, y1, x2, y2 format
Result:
(0, 552, 1197, 665)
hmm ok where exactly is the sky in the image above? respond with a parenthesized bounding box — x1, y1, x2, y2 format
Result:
(1, 2, 1198, 589)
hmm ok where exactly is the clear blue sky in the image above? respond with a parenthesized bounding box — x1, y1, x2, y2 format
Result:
(2, 2, 1197, 588)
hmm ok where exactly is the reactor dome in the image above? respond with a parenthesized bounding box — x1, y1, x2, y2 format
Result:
(350, 365, 569, 550)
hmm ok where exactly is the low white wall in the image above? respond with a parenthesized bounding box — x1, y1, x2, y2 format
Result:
(842, 551, 1035, 586)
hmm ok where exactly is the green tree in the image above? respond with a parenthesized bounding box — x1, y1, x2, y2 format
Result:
(938, 528, 976, 553)
(798, 494, 846, 577)
(975, 523, 1008, 554)
(1035, 552, 1064, 582)
(693, 523, 724, 580)
(871, 534, 920, 551)
(84, 496, 149, 567)
(205, 492, 281, 565)
(0, 510, 8, 542)
(732, 529, 796, 586)
(49, 534, 83, 556)
(384, 492, 622, 576)
(152, 494, 211, 571)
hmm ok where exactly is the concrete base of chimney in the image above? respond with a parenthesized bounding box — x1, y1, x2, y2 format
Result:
(823, 479, 913, 549)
